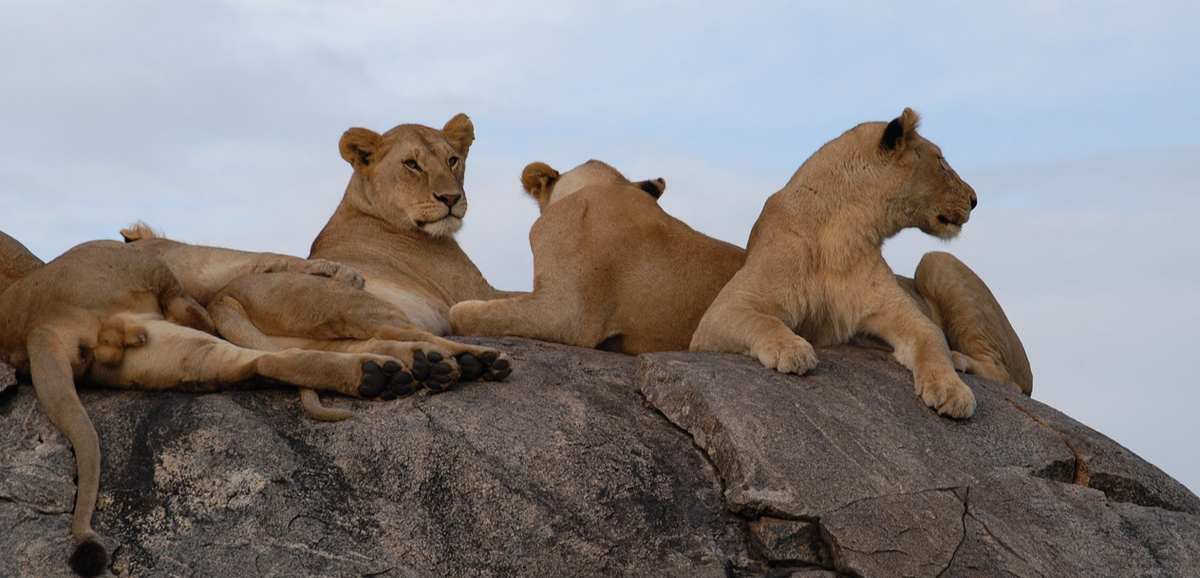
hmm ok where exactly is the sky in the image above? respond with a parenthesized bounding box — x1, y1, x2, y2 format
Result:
(2, 0, 1198, 493)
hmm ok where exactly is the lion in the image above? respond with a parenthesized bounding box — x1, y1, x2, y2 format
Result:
(137, 114, 513, 419)
(0, 237, 415, 577)
(690, 108, 1032, 419)
(449, 160, 746, 354)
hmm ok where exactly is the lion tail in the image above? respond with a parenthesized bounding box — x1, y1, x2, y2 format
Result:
(119, 220, 164, 243)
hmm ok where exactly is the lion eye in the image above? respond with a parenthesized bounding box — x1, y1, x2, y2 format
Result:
(448, 156, 459, 168)
(403, 159, 421, 172)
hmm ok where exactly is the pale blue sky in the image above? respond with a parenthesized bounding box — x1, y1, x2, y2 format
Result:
(2, 0, 1198, 492)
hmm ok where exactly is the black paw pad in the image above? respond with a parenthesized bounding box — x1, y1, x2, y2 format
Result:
(358, 361, 387, 398)
(389, 370, 417, 397)
(457, 353, 484, 381)
(480, 352, 498, 364)
(411, 352, 432, 381)
(483, 365, 512, 381)
(426, 372, 455, 393)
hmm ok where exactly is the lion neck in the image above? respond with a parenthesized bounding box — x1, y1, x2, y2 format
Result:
(766, 146, 915, 273)
(310, 186, 500, 305)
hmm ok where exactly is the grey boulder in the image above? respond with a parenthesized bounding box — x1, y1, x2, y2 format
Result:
(1, 338, 1197, 577)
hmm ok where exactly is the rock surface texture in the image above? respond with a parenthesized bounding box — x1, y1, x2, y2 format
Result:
(2, 338, 1198, 577)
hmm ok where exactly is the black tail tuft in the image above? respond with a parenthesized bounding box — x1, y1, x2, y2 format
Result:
(69, 539, 107, 577)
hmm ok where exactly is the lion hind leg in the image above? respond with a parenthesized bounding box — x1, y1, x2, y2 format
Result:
(208, 296, 354, 421)
(109, 319, 408, 402)
(26, 327, 108, 576)
(914, 251, 1033, 395)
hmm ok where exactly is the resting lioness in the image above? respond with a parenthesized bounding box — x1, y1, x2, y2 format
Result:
(691, 108, 1032, 419)
(181, 114, 513, 414)
(450, 160, 745, 353)
(0, 236, 412, 577)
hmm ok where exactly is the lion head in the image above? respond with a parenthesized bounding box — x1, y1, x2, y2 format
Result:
(520, 159, 666, 213)
(877, 108, 978, 240)
(338, 114, 475, 238)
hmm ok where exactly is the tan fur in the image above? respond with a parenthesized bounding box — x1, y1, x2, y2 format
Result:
(0, 239, 412, 576)
(1, 230, 44, 294)
(450, 160, 740, 354)
(191, 114, 514, 405)
(691, 109, 1032, 419)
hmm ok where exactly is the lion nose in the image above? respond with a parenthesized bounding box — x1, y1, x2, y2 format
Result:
(969, 194, 977, 210)
(437, 194, 462, 208)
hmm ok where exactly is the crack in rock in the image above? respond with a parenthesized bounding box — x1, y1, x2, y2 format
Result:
(934, 486, 969, 578)
(1008, 399, 1187, 513)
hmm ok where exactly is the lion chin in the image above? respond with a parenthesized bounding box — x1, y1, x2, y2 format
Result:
(420, 216, 463, 238)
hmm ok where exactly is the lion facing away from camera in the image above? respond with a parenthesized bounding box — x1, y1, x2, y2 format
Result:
(691, 108, 1032, 420)
(449, 159, 746, 354)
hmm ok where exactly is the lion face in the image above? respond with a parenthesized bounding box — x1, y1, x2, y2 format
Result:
(521, 159, 666, 213)
(881, 109, 978, 240)
(907, 141, 977, 240)
(339, 114, 475, 238)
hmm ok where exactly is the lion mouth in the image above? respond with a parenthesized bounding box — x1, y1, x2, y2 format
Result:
(937, 214, 964, 227)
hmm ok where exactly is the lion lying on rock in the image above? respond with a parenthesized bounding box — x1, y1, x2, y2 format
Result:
(0, 236, 414, 577)
(135, 114, 513, 421)
(450, 160, 745, 353)
(691, 108, 1032, 419)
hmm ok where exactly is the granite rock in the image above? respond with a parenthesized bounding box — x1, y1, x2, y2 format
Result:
(2, 339, 1198, 577)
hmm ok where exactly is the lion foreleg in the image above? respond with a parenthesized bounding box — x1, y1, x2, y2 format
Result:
(451, 293, 604, 348)
(858, 292, 976, 419)
(691, 279, 817, 375)
(913, 251, 1033, 395)
(27, 328, 108, 576)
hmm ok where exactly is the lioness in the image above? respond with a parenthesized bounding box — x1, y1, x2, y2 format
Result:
(0, 237, 412, 577)
(691, 108, 1032, 419)
(177, 114, 513, 415)
(450, 160, 745, 353)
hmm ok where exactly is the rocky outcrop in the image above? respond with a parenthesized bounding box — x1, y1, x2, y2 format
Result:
(2, 338, 1198, 577)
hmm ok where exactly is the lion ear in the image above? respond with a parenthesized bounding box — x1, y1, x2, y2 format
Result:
(339, 128, 384, 170)
(633, 178, 666, 201)
(881, 107, 921, 152)
(442, 113, 475, 158)
(521, 162, 560, 210)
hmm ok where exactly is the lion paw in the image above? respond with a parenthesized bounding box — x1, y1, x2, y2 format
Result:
(456, 350, 512, 382)
(300, 258, 366, 289)
(411, 351, 460, 392)
(915, 373, 976, 419)
(357, 360, 419, 400)
(752, 336, 818, 375)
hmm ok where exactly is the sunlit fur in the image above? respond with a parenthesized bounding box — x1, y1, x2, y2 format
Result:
(186, 114, 515, 414)
(451, 160, 740, 354)
(0, 238, 420, 576)
(691, 109, 1007, 419)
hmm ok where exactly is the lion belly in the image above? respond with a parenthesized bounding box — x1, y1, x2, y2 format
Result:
(365, 283, 451, 335)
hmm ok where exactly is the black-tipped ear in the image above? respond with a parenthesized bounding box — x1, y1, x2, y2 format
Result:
(881, 118, 905, 151)
(339, 128, 385, 170)
(881, 107, 921, 152)
(634, 178, 666, 200)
